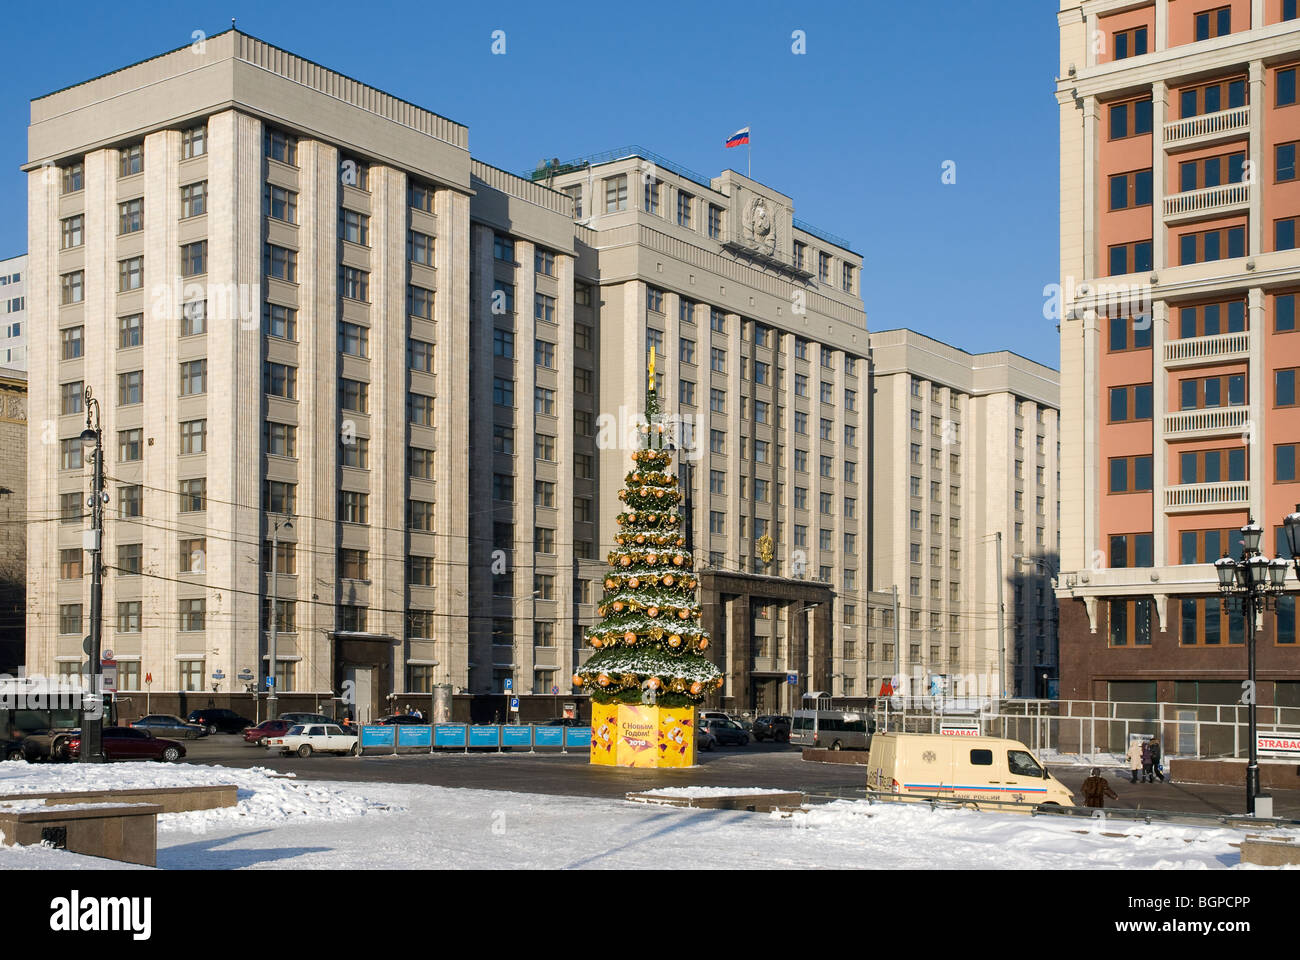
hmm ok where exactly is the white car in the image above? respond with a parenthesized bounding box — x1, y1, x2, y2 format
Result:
(268, 723, 359, 758)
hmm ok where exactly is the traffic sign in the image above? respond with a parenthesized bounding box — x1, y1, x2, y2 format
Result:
(503, 678, 513, 693)
(212, 670, 225, 680)
(145, 673, 153, 686)
(265, 676, 275, 689)
(786, 674, 798, 685)
(552, 685, 559, 695)
(509, 696, 520, 711)
(102, 649, 114, 660)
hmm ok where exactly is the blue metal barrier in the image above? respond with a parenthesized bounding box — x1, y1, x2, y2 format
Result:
(356, 723, 590, 755)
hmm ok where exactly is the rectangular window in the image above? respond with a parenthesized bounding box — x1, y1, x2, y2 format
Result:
(604, 175, 628, 213)
(118, 256, 143, 292)
(61, 163, 83, 194)
(1179, 225, 1246, 264)
(1112, 25, 1148, 60)
(181, 300, 206, 337)
(677, 191, 693, 228)
(1108, 383, 1153, 422)
(1178, 300, 1246, 338)
(1109, 97, 1153, 139)
(408, 393, 435, 427)
(1109, 169, 1153, 210)
(266, 184, 297, 223)
(409, 231, 435, 266)
(409, 445, 435, 478)
(182, 125, 206, 159)
(340, 209, 369, 245)
(340, 266, 369, 301)
(180, 359, 207, 396)
(264, 421, 297, 458)
(1277, 368, 1298, 407)
(1194, 6, 1231, 41)
(266, 245, 297, 282)
(408, 338, 434, 373)
(1280, 66, 1298, 107)
(60, 271, 84, 305)
(178, 600, 205, 634)
(179, 479, 205, 513)
(61, 214, 84, 249)
(263, 480, 296, 515)
(339, 491, 369, 524)
(265, 129, 297, 166)
(535, 293, 556, 324)
(117, 370, 143, 406)
(180, 241, 207, 277)
(119, 144, 143, 177)
(535, 387, 555, 415)
(1278, 443, 1298, 483)
(1278, 142, 1298, 183)
(708, 204, 723, 239)
(1109, 455, 1153, 493)
(1109, 599, 1153, 647)
(179, 538, 206, 574)
(339, 322, 369, 358)
(1108, 240, 1154, 275)
(265, 303, 297, 340)
(180, 418, 207, 455)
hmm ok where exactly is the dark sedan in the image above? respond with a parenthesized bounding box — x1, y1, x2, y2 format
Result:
(243, 719, 295, 746)
(753, 715, 792, 742)
(130, 715, 207, 739)
(187, 708, 254, 734)
(703, 718, 749, 746)
(375, 715, 427, 725)
(68, 727, 186, 762)
(2, 738, 40, 763)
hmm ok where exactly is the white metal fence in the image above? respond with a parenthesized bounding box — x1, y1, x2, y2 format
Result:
(873, 697, 1300, 759)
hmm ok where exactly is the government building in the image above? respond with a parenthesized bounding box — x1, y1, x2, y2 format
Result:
(24, 30, 885, 720)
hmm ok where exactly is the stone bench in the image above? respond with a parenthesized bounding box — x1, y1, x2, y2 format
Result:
(0, 783, 237, 814)
(1240, 837, 1300, 867)
(0, 802, 161, 866)
(627, 791, 805, 813)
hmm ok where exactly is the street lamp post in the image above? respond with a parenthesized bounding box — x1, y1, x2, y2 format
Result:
(79, 387, 105, 763)
(1214, 517, 1293, 816)
(267, 516, 292, 720)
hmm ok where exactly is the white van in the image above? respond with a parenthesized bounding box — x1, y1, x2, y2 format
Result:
(865, 733, 1074, 808)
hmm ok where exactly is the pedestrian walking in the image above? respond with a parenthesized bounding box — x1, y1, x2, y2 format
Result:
(1148, 737, 1166, 782)
(1140, 739, 1155, 783)
(1082, 767, 1118, 809)
(1126, 737, 1143, 783)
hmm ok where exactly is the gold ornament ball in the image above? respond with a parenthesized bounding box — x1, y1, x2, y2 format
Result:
(698, 637, 709, 650)
(689, 681, 703, 696)
(628, 577, 640, 589)
(677, 609, 690, 620)
(572, 674, 584, 687)
(647, 606, 660, 618)
(597, 674, 611, 687)
(673, 555, 684, 566)
(624, 630, 637, 644)
(590, 637, 603, 648)
(663, 574, 675, 586)
(613, 601, 624, 612)
(668, 634, 682, 648)
(604, 578, 616, 590)
(621, 556, 632, 567)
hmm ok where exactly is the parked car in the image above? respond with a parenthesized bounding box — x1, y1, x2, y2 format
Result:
(2, 737, 40, 763)
(67, 727, 186, 763)
(753, 715, 792, 742)
(375, 714, 426, 725)
(130, 715, 207, 740)
(243, 719, 295, 746)
(695, 725, 718, 752)
(538, 718, 583, 726)
(186, 709, 254, 734)
(703, 718, 749, 747)
(268, 723, 359, 758)
(278, 713, 339, 726)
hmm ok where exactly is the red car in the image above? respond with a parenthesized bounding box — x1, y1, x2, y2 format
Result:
(243, 719, 295, 746)
(67, 727, 186, 762)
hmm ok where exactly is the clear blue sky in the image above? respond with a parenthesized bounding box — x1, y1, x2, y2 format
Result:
(0, 0, 1062, 368)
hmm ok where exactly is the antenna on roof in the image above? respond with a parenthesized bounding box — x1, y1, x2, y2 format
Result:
(232, 17, 237, 29)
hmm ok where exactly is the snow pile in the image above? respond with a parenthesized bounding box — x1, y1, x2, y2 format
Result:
(0, 762, 401, 834)
(633, 786, 796, 798)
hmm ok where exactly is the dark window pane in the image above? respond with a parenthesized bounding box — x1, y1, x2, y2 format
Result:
(1228, 374, 1245, 405)
(1109, 315, 1127, 351)
(1134, 99, 1152, 133)
(1180, 452, 1198, 484)
(1227, 300, 1246, 332)
(1110, 600, 1128, 646)
(1135, 169, 1153, 206)
(1206, 530, 1222, 560)
(1229, 79, 1246, 108)
(1135, 599, 1152, 645)
(1181, 380, 1198, 410)
(1228, 226, 1245, 258)
(1135, 535, 1153, 568)
(1279, 69, 1297, 108)
(1181, 89, 1198, 119)
(1110, 458, 1129, 493)
(1181, 307, 1197, 339)
(1278, 295, 1296, 332)
(1217, 8, 1230, 36)
(1110, 387, 1128, 422)
(1180, 161, 1198, 193)
(1133, 318, 1152, 348)
(1135, 456, 1153, 491)
(1196, 12, 1210, 41)
(1205, 600, 1220, 644)
(1228, 528, 1244, 556)
(1205, 378, 1222, 406)
(1204, 450, 1221, 483)
(1279, 445, 1297, 483)
(1111, 103, 1128, 138)
(1278, 369, 1296, 407)
(1204, 230, 1221, 261)
(1134, 383, 1152, 420)
(1278, 219, 1297, 251)
(1182, 599, 1198, 643)
(1134, 27, 1148, 55)
(1228, 448, 1245, 481)
(1180, 233, 1197, 265)
(1181, 531, 1197, 564)
(1279, 143, 1297, 182)
(1110, 535, 1128, 569)
(1110, 174, 1128, 210)
(1110, 245, 1127, 275)
(1205, 84, 1221, 113)
(1134, 241, 1152, 272)
(1204, 156, 1221, 188)
(1114, 32, 1128, 60)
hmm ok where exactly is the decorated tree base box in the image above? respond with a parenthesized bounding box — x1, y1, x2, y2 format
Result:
(590, 704, 695, 767)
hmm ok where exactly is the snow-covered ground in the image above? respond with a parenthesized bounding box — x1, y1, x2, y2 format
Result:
(0, 761, 1291, 869)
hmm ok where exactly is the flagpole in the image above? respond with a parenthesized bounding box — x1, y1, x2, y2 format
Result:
(747, 124, 751, 179)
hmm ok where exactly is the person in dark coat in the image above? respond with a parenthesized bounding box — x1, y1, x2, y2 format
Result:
(1140, 739, 1155, 783)
(1148, 737, 1165, 782)
(1081, 767, 1118, 808)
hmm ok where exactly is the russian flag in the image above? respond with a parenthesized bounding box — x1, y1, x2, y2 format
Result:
(725, 126, 750, 148)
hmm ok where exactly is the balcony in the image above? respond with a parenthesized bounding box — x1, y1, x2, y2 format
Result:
(1163, 329, 1251, 368)
(1163, 181, 1249, 223)
(1163, 405, 1248, 438)
(1163, 105, 1249, 149)
(1164, 480, 1250, 513)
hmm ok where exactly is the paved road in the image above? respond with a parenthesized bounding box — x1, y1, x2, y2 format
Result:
(179, 735, 1299, 817)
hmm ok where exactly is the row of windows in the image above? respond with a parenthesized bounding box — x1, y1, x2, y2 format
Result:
(1107, 595, 1296, 647)
(1109, 445, 1299, 490)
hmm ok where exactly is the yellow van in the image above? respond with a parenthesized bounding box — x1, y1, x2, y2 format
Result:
(865, 733, 1075, 808)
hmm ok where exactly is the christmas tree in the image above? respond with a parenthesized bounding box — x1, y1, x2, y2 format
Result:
(573, 348, 723, 707)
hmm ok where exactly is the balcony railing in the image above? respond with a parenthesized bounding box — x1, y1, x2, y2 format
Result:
(1164, 405, 1249, 436)
(1163, 180, 1249, 219)
(1163, 329, 1250, 366)
(1165, 480, 1250, 512)
(1163, 105, 1250, 147)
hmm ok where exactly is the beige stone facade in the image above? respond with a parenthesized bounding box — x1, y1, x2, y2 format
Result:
(868, 330, 1061, 699)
